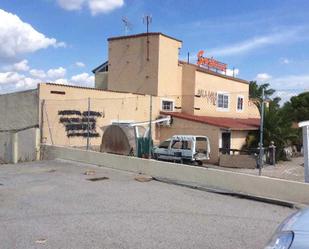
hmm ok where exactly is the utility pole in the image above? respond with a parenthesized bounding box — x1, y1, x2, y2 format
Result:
(143, 15, 152, 61)
(148, 95, 153, 159)
(259, 88, 265, 176)
(86, 97, 90, 150)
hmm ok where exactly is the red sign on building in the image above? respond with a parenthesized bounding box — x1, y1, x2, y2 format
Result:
(197, 50, 227, 73)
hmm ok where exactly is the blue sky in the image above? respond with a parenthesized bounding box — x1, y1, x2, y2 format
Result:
(0, 0, 308, 102)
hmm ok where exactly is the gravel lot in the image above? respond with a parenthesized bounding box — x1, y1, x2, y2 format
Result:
(207, 157, 305, 182)
(0, 159, 295, 249)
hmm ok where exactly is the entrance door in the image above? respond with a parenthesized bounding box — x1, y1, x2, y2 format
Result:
(221, 132, 231, 154)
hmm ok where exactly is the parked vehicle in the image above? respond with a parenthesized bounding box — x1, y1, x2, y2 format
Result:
(152, 135, 210, 165)
(264, 208, 309, 249)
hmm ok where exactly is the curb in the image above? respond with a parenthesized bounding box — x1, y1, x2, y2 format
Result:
(154, 177, 299, 209)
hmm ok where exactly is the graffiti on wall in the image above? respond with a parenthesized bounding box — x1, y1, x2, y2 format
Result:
(58, 110, 103, 138)
(196, 89, 217, 106)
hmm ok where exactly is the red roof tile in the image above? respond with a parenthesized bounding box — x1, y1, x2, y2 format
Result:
(161, 112, 260, 130)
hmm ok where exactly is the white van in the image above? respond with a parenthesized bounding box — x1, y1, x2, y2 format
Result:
(152, 135, 210, 165)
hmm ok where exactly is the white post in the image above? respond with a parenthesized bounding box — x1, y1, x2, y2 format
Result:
(299, 121, 309, 183)
(11, 132, 18, 164)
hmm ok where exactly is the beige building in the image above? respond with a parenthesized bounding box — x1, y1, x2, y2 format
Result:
(1, 32, 260, 164)
(93, 32, 260, 163)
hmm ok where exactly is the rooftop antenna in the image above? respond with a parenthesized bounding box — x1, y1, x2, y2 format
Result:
(121, 16, 132, 35)
(143, 14, 152, 61)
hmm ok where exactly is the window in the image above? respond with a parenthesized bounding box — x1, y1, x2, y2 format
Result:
(171, 140, 182, 149)
(217, 93, 229, 109)
(161, 100, 174, 111)
(237, 96, 244, 111)
(158, 140, 170, 149)
(171, 140, 192, 150)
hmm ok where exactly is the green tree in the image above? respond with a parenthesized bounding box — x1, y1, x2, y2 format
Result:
(247, 82, 300, 160)
(263, 100, 298, 160)
(281, 92, 309, 122)
(249, 81, 275, 110)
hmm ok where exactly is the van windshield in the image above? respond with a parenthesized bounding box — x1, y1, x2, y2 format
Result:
(158, 140, 170, 149)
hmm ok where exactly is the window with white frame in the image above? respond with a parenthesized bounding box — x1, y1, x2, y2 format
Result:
(237, 96, 244, 111)
(161, 100, 174, 111)
(217, 93, 229, 109)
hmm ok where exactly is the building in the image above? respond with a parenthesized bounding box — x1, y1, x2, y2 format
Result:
(0, 32, 260, 164)
(93, 32, 260, 163)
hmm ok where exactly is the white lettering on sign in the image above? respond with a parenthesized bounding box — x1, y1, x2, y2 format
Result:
(197, 89, 217, 106)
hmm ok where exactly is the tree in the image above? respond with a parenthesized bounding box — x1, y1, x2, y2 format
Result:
(281, 92, 309, 122)
(246, 82, 300, 160)
(263, 100, 298, 160)
(249, 81, 275, 110)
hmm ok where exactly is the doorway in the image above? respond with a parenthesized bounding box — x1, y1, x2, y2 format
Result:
(221, 132, 231, 154)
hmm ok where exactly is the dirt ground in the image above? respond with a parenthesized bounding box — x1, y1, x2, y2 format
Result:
(206, 157, 305, 182)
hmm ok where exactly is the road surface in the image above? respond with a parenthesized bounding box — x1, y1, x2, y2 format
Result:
(0, 159, 294, 249)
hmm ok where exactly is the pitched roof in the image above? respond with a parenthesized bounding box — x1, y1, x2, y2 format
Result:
(161, 111, 260, 130)
(92, 61, 108, 73)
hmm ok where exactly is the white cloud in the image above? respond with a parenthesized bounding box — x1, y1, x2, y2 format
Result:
(225, 68, 239, 77)
(12, 60, 30, 71)
(15, 77, 40, 89)
(75, 61, 86, 67)
(57, 0, 85, 10)
(0, 9, 65, 60)
(0, 72, 24, 85)
(280, 58, 291, 64)
(274, 90, 299, 105)
(258, 73, 309, 104)
(57, 0, 124, 15)
(88, 0, 124, 15)
(208, 28, 302, 57)
(54, 78, 69, 84)
(71, 72, 94, 85)
(271, 74, 309, 90)
(0, 71, 40, 90)
(29, 69, 46, 79)
(47, 67, 66, 79)
(256, 73, 272, 82)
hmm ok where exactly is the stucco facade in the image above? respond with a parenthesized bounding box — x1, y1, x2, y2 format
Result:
(38, 83, 162, 147)
(0, 32, 260, 164)
(93, 32, 260, 162)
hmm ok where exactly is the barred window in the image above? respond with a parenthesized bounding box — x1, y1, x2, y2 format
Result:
(237, 96, 244, 111)
(161, 100, 174, 111)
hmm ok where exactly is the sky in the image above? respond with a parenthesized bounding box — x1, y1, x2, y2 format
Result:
(0, 0, 309, 103)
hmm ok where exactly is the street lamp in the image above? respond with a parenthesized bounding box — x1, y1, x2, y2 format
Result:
(258, 88, 265, 176)
(258, 88, 271, 176)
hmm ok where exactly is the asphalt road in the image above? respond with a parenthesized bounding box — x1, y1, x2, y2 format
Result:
(0, 159, 294, 249)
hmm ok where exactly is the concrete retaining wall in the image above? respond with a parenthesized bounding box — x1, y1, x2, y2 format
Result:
(43, 145, 309, 205)
(219, 154, 256, 168)
(0, 128, 40, 163)
(0, 89, 38, 131)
